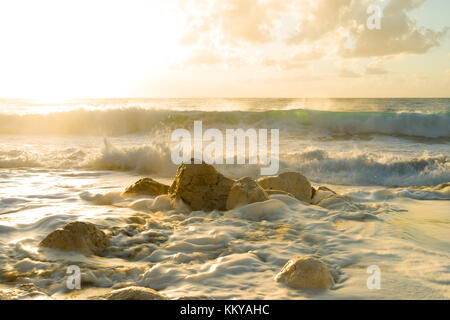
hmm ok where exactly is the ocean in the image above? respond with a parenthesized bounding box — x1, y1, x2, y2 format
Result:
(0, 98, 449, 299)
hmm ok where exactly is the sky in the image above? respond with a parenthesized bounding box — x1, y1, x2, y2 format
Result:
(0, 0, 449, 99)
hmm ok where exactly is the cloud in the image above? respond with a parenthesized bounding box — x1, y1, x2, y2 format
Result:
(261, 57, 278, 67)
(184, 48, 222, 65)
(288, 0, 354, 43)
(288, 0, 448, 58)
(212, 0, 282, 43)
(342, 0, 449, 57)
(335, 59, 362, 78)
(179, 0, 286, 45)
(338, 68, 361, 78)
(176, 0, 449, 73)
(279, 47, 326, 70)
(365, 58, 389, 74)
(173, 47, 246, 69)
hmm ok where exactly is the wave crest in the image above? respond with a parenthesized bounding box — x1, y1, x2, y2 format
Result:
(0, 108, 448, 138)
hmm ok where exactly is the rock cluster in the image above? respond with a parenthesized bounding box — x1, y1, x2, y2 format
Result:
(123, 163, 350, 212)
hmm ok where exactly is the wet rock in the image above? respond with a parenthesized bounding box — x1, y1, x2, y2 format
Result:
(176, 295, 215, 300)
(151, 194, 173, 211)
(257, 172, 312, 203)
(310, 186, 355, 210)
(315, 194, 353, 210)
(0, 283, 50, 300)
(39, 221, 109, 256)
(226, 177, 269, 210)
(318, 186, 336, 193)
(124, 178, 169, 196)
(275, 256, 334, 289)
(92, 286, 168, 300)
(265, 189, 295, 198)
(311, 186, 336, 205)
(169, 162, 234, 211)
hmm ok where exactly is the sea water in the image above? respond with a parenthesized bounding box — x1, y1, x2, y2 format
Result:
(0, 98, 448, 299)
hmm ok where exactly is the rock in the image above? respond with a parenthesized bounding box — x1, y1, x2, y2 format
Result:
(92, 286, 168, 300)
(0, 283, 50, 300)
(151, 194, 173, 211)
(310, 187, 355, 210)
(316, 194, 352, 209)
(265, 189, 295, 198)
(176, 295, 214, 300)
(275, 256, 334, 289)
(226, 177, 269, 210)
(311, 186, 336, 205)
(257, 172, 312, 203)
(318, 186, 336, 193)
(169, 162, 234, 211)
(39, 221, 109, 255)
(124, 178, 169, 196)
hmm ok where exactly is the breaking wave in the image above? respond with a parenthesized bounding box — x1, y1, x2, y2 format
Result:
(283, 150, 450, 187)
(1, 138, 448, 188)
(0, 108, 448, 138)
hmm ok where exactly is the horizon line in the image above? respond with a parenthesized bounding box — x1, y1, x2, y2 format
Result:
(1, 96, 449, 101)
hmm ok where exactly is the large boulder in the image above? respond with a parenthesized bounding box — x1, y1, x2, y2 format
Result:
(169, 162, 234, 211)
(257, 172, 312, 203)
(92, 286, 168, 300)
(124, 178, 169, 196)
(274, 256, 334, 289)
(226, 177, 269, 210)
(39, 221, 109, 255)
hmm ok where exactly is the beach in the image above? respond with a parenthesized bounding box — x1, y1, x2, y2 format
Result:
(0, 98, 449, 300)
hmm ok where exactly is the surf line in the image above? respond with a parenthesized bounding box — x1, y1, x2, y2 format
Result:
(170, 120, 280, 175)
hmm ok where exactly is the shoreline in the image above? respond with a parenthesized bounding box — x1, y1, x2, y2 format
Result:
(0, 163, 449, 300)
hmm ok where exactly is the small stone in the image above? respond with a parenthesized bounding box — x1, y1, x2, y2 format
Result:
(275, 256, 334, 289)
(92, 286, 168, 300)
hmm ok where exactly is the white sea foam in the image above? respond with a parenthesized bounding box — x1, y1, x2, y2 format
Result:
(0, 137, 448, 188)
(1, 175, 448, 299)
(0, 99, 449, 299)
